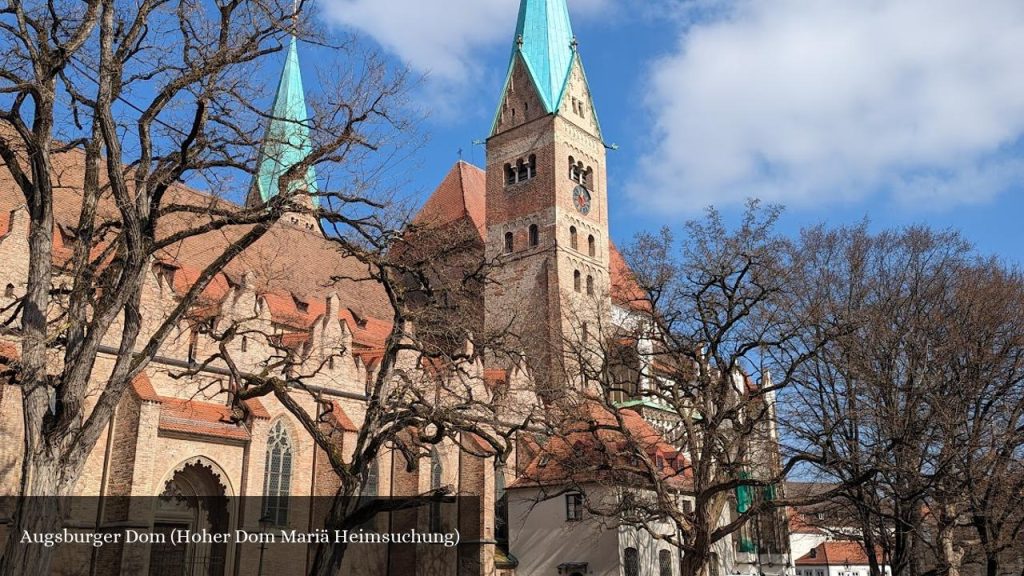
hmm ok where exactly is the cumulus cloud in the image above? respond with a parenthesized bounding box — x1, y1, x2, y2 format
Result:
(320, 0, 614, 83)
(632, 0, 1024, 213)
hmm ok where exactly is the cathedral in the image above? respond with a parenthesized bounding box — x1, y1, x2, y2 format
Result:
(0, 0, 790, 575)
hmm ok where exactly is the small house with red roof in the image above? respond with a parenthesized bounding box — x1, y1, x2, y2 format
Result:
(796, 542, 891, 576)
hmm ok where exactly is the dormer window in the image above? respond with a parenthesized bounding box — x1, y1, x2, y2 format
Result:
(292, 295, 309, 313)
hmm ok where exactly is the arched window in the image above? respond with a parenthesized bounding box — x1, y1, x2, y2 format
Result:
(570, 226, 578, 250)
(582, 322, 589, 343)
(263, 421, 294, 526)
(571, 161, 585, 184)
(504, 232, 514, 254)
(659, 550, 672, 576)
(586, 275, 594, 296)
(495, 469, 509, 547)
(4, 284, 13, 298)
(429, 447, 443, 532)
(585, 167, 594, 189)
(363, 459, 379, 497)
(528, 154, 537, 179)
(529, 224, 539, 248)
(624, 547, 640, 576)
(241, 336, 248, 353)
(516, 159, 528, 182)
(588, 235, 596, 257)
(505, 164, 516, 186)
(573, 270, 581, 292)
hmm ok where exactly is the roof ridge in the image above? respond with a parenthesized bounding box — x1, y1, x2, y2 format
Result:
(456, 161, 469, 220)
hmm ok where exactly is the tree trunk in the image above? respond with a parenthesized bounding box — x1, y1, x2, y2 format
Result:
(0, 455, 71, 576)
(310, 540, 350, 576)
(679, 550, 711, 576)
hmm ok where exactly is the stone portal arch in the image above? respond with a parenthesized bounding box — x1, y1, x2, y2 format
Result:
(148, 457, 233, 576)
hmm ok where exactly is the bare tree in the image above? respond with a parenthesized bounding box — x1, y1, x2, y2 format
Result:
(515, 202, 842, 576)
(785, 224, 1024, 576)
(0, 1, 409, 574)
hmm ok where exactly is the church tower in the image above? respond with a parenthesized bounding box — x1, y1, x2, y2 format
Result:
(484, 0, 611, 396)
(248, 36, 320, 232)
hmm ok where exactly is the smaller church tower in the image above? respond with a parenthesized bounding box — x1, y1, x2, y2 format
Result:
(484, 0, 612, 397)
(248, 36, 320, 231)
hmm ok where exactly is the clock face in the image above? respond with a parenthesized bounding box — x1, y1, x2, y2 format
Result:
(573, 185, 592, 215)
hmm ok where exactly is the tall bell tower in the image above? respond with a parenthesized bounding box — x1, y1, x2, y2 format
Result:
(484, 0, 611, 397)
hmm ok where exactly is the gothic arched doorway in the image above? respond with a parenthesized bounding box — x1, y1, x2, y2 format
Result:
(149, 460, 231, 576)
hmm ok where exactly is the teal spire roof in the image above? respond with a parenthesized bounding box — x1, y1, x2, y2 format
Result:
(510, 0, 576, 113)
(253, 36, 318, 207)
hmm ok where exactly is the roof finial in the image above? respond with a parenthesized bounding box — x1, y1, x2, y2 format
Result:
(516, 34, 524, 48)
(570, 36, 579, 50)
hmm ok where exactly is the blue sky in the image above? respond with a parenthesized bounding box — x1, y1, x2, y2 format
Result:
(307, 0, 1024, 265)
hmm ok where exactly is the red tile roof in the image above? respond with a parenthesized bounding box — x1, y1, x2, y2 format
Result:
(412, 161, 486, 240)
(609, 243, 652, 313)
(259, 291, 393, 350)
(464, 432, 496, 455)
(510, 402, 691, 490)
(0, 141, 393, 330)
(788, 508, 826, 535)
(0, 209, 11, 239)
(483, 368, 508, 390)
(796, 541, 881, 566)
(157, 397, 253, 441)
(130, 372, 160, 402)
(0, 340, 18, 359)
(0, 340, 18, 373)
(323, 400, 358, 432)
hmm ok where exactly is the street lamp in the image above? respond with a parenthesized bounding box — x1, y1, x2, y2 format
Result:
(257, 514, 273, 576)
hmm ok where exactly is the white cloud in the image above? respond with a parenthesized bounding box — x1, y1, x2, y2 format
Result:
(632, 0, 1024, 213)
(320, 0, 614, 83)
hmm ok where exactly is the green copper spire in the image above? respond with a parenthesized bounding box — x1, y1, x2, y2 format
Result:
(252, 36, 318, 207)
(510, 0, 576, 113)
